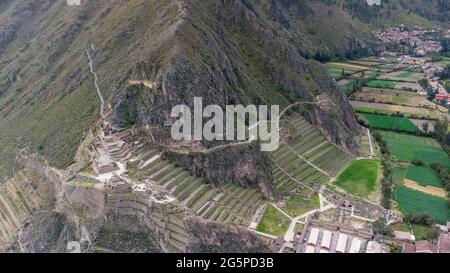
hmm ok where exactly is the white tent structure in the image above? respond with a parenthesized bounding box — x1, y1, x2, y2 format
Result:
(336, 233, 348, 253)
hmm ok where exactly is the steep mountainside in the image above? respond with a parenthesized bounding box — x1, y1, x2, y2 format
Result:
(0, 0, 449, 252)
(0, 0, 449, 180)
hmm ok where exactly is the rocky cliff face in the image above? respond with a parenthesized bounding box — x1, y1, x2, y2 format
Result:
(109, 0, 362, 192)
(163, 143, 279, 199)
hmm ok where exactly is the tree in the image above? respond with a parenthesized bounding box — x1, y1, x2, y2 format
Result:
(442, 38, 450, 53)
(372, 218, 393, 236)
(422, 122, 429, 133)
(435, 119, 449, 144)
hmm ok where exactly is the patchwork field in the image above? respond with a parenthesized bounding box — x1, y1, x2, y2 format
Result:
(335, 159, 380, 198)
(361, 113, 418, 132)
(367, 79, 423, 92)
(257, 204, 290, 237)
(379, 131, 450, 167)
(352, 87, 434, 108)
(394, 185, 450, 224)
(326, 62, 375, 72)
(351, 101, 442, 119)
(379, 70, 424, 82)
(405, 166, 443, 188)
(403, 179, 446, 198)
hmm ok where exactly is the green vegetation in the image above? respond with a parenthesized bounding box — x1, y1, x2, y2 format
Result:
(391, 222, 411, 232)
(412, 224, 439, 241)
(405, 166, 443, 188)
(379, 131, 450, 167)
(257, 205, 290, 237)
(284, 193, 320, 217)
(341, 78, 367, 95)
(392, 167, 406, 185)
(430, 163, 450, 192)
(398, 71, 416, 78)
(368, 79, 397, 89)
(394, 185, 450, 224)
(362, 113, 418, 132)
(335, 159, 380, 198)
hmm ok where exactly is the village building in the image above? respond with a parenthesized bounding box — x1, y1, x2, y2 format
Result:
(438, 234, 450, 253)
(394, 230, 414, 242)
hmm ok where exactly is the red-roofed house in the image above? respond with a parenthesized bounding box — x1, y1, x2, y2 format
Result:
(415, 240, 438, 253)
(402, 243, 416, 253)
(438, 234, 450, 253)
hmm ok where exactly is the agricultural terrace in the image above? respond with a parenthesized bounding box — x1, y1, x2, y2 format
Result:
(394, 185, 450, 224)
(135, 150, 265, 227)
(271, 116, 353, 195)
(256, 204, 290, 237)
(361, 113, 418, 132)
(335, 160, 380, 198)
(379, 131, 450, 167)
(283, 193, 320, 217)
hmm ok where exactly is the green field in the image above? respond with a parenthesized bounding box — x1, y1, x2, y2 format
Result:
(394, 185, 450, 224)
(326, 67, 351, 78)
(405, 166, 443, 188)
(380, 131, 450, 167)
(366, 71, 383, 77)
(335, 159, 380, 198)
(368, 79, 397, 89)
(257, 204, 290, 237)
(398, 71, 415, 78)
(362, 113, 417, 132)
(325, 64, 357, 78)
(412, 224, 439, 241)
(284, 194, 320, 217)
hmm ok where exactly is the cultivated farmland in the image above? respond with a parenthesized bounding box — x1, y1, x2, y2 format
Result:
(379, 131, 450, 167)
(394, 185, 450, 224)
(362, 113, 418, 132)
(405, 166, 443, 188)
(136, 151, 265, 227)
(368, 79, 397, 89)
(335, 159, 380, 198)
(271, 116, 353, 195)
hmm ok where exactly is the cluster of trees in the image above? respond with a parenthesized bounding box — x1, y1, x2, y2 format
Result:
(371, 131, 392, 209)
(434, 119, 450, 147)
(372, 131, 389, 155)
(404, 213, 435, 226)
(380, 159, 393, 209)
(434, 64, 450, 80)
(372, 217, 393, 237)
(430, 163, 450, 193)
(419, 78, 436, 100)
(441, 38, 450, 53)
